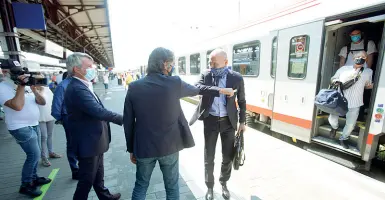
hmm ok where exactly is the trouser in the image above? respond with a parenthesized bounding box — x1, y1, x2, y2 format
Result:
(39, 121, 55, 158)
(62, 115, 79, 172)
(328, 107, 360, 141)
(73, 154, 113, 200)
(203, 115, 235, 188)
(132, 152, 179, 200)
(8, 126, 41, 183)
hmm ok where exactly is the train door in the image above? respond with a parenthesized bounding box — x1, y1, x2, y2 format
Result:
(271, 19, 325, 142)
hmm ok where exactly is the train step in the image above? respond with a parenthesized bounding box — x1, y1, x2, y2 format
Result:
(304, 143, 363, 170)
(318, 125, 359, 144)
(316, 115, 365, 130)
(312, 135, 361, 157)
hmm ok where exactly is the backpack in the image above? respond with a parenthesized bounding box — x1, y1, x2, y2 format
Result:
(345, 39, 368, 64)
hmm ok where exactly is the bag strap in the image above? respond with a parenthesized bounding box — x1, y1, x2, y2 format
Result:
(345, 39, 368, 64)
(345, 43, 351, 64)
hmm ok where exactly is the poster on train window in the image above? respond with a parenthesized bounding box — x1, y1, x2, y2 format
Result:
(295, 37, 306, 58)
(291, 61, 305, 74)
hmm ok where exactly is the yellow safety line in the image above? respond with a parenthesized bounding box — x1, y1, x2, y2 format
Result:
(33, 168, 60, 200)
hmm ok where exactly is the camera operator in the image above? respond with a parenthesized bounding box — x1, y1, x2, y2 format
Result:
(0, 59, 51, 197)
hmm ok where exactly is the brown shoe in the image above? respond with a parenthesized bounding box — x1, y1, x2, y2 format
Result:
(329, 128, 337, 139)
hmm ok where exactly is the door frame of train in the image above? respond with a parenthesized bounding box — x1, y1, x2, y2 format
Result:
(269, 30, 278, 115)
(271, 19, 326, 143)
(362, 20, 385, 162)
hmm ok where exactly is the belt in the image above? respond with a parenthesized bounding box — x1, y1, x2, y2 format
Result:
(209, 115, 228, 121)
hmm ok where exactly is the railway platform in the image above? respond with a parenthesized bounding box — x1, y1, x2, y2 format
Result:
(0, 81, 385, 200)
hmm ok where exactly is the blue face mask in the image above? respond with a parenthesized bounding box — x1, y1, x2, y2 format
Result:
(84, 68, 96, 82)
(351, 34, 361, 43)
(167, 65, 174, 76)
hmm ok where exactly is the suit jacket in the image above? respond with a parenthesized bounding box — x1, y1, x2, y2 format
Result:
(189, 70, 246, 130)
(64, 78, 123, 158)
(123, 73, 220, 159)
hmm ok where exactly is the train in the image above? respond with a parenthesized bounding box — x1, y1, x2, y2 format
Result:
(171, 0, 385, 169)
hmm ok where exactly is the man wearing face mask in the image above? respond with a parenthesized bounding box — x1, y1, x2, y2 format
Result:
(329, 51, 373, 149)
(0, 59, 51, 197)
(64, 53, 123, 200)
(123, 47, 232, 200)
(189, 48, 246, 200)
(339, 29, 377, 68)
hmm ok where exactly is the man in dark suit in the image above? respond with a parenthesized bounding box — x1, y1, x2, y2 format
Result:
(189, 48, 246, 200)
(123, 47, 233, 200)
(64, 53, 123, 200)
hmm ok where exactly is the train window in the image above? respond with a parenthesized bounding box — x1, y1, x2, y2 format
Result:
(233, 40, 260, 76)
(288, 35, 309, 79)
(190, 53, 201, 75)
(206, 49, 214, 69)
(178, 57, 186, 75)
(271, 37, 278, 78)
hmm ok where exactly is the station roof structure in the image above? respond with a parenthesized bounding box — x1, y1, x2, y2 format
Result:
(15, 0, 114, 68)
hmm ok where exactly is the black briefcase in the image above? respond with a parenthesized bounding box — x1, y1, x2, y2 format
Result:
(233, 130, 245, 170)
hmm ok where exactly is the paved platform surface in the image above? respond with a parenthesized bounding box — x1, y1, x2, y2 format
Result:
(1, 80, 385, 200)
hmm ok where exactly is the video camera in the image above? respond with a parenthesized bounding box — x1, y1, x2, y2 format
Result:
(0, 59, 47, 86)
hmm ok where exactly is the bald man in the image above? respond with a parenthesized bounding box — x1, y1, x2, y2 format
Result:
(190, 48, 246, 200)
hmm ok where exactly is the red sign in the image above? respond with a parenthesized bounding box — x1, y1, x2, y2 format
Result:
(375, 113, 382, 120)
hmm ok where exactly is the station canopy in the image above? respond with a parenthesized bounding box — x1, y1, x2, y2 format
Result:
(16, 0, 113, 68)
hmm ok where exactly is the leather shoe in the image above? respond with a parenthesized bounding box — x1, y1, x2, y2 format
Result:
(110, 193, 121, 200)
(222, 184, 230, 199)
(205, 188, 214, 200)
(33, 177, 51, 186)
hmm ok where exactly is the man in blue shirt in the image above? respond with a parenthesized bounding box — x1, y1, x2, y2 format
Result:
(51, 75, 79, 179)
(190, 48, 246, 200)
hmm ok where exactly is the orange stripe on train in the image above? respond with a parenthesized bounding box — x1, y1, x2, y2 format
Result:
(245, 104, 312, 129)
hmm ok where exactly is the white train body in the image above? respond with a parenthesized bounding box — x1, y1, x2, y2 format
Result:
(174, 0, 385, 164)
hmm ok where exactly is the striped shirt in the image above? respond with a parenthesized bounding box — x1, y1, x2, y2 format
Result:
(331, 65, 372, 108)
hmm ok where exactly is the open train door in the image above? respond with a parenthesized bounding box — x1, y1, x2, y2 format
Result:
(271, 19, 325, 142)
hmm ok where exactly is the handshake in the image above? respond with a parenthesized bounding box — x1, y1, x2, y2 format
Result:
(219, 88, 236, 97)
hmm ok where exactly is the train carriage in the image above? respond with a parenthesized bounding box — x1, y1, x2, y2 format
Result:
(174, 0, 385, 169)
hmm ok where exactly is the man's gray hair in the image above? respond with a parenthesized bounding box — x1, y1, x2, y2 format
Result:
(66, 52, 94, 76)
(209, 48, 227, 59)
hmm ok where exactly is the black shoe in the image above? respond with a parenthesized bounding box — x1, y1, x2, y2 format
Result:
(340, 140, 349, 149)
(329, 128, 337, 139)
(33, 177, 51, 186)
(19, 182, 42, 197)
(72, 170, 79, 180)
(205, 188, 214, 200)
(111, 193, 121, 200)
(222, 184, 230, 199)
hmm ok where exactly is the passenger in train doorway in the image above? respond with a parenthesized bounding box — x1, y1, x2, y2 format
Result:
(189, 48, 246, 200)
(124, 47, 230, 200)
(338, 28, 378, 122)
(338, 28, 377, 68)
(329, 51, 373, 149)
(0, 59, 51, 197)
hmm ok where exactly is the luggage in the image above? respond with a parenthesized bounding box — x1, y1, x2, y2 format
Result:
(314, 83, 348, 116)
(233, 130, 245, 170)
